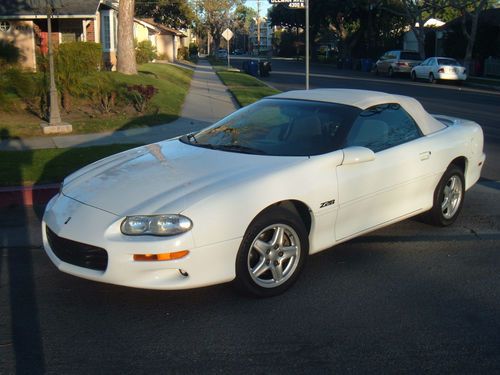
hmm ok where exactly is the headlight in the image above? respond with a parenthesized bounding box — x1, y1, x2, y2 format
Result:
(121, 214, 193, 236)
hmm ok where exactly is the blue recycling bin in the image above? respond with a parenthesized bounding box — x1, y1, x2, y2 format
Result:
(243, 60, 258, 76)
(361, 58, 374, 72)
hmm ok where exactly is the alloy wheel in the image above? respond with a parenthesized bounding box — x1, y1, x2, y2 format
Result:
(247, 224, 301, 288)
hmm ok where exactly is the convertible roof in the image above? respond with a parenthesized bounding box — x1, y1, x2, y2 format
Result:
(270, 89, 446, 135)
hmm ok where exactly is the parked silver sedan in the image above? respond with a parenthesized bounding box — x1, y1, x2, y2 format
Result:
(374, 50, 422, 77)
(411, 57, 467, 83)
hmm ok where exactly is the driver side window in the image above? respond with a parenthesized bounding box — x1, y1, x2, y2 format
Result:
(345, 103, 422, 152)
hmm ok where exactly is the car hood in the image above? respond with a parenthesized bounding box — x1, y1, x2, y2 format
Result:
(62, 139, 303, 216)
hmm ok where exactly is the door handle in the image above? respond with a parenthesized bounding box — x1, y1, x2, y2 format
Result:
(419, 151, 431, 161)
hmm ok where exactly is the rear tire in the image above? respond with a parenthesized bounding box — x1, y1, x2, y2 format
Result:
(429, 73, 436, 84)
(234, 206, 308, 297)
(426, 165, 465, 226)
(388, 67, 394, 78)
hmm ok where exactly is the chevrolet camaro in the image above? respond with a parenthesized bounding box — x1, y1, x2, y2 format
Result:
(42, 89, 485, 297)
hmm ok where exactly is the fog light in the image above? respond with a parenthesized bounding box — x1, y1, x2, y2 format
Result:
(133, 250, 189, 261)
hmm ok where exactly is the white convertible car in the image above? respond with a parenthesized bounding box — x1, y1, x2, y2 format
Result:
(42, 89, 485, 297)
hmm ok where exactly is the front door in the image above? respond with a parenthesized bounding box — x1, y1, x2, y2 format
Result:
(335, 103, 435, 240)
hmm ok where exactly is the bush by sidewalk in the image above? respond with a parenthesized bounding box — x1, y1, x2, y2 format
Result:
(0, 62, 193, 138)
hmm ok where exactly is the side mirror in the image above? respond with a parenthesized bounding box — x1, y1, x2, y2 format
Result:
(342, 146, 375, 165)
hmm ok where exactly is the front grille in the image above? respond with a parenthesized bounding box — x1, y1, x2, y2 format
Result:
(46, 226, 108, 271)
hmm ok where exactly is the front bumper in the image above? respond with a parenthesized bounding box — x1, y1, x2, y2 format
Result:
(42, 194, 240, 290)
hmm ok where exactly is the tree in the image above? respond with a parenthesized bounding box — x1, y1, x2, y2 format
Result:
(384, 0, 450, 59)
(450, 0, 490, 72)
(232, 4, 256, 51)
(117, 0, 137, 75)
(135, 0, 195, 29)
(194, 0, 240, 52)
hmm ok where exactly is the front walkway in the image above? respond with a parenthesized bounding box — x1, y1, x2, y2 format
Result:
(0, 59, 239, 151)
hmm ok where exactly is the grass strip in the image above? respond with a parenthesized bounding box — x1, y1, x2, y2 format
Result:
(0, 144, 141, 187)
(216, 70, 281, 107)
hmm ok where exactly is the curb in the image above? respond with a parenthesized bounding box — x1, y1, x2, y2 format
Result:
(0, 183, 60, 208)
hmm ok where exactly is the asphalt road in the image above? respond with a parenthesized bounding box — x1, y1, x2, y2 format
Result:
(1, 59, 500, 374)
(233, 57, 500, 181)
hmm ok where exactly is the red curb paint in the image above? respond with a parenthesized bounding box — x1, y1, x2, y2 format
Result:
(0, 184, 60, 208)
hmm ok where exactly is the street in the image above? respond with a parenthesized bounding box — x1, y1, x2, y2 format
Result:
(1, 59, 500, 374)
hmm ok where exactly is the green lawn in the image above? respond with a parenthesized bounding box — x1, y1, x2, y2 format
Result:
(0, 63, 193, 138)
(217, 70, 280, 107)
(0, 144, 141, 186)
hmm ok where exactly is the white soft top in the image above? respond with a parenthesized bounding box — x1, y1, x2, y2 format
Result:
(270, 89, 446, 135)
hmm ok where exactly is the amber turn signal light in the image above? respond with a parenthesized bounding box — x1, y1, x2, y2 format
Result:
(133, 250, 189, 261)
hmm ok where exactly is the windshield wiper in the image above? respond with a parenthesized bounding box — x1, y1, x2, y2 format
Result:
(213, 144, 267, 155)
(187, 133, 198, 143)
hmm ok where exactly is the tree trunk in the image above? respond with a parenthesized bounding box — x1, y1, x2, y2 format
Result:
(462, 4, 484, 75)
(116, 0, 137, 75)
(412, 26, 426, 59)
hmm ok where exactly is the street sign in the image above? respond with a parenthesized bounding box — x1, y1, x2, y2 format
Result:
(222, 28, 233, 41)
(222, 29, 233, 69)
(269, 0, 304, 9)
(269, 0, 309, 89)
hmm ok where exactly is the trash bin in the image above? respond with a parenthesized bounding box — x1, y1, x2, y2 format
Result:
(259, 61, 271, 77)
(361, 58, 374, 72)
(246, 60, 258, 76)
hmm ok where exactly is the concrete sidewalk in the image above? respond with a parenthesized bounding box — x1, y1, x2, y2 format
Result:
(0, 58, 239, 151)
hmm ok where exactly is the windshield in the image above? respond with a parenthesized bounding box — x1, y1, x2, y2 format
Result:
(400, 52, 421, 60)
(181, 99, 361, 156)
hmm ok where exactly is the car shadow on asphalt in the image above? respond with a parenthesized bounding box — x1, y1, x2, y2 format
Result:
(0, 129, 45, 374)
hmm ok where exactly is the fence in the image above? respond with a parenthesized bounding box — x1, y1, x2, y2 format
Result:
(484, 57, 500, 77)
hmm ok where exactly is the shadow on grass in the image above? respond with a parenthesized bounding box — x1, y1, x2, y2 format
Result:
(119, 113, 178, 130)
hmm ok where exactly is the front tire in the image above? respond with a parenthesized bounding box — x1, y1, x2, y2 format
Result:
(427, 165, 465, 226)
(235, 206, 308, 297)
(411, 71, 417, 81)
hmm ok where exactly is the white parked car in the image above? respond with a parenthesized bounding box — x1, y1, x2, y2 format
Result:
(411, 57, 467, 83)
(42, 89, 485, 297)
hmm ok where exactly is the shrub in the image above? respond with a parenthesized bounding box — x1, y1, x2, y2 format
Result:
(85, 73, 125, 114)
(0, 67, 48, 118)
(0, 40, 21, 69)
(177, 46, 189, 60)
(189, 43, 198, 57)
(126, 84, 158, 112)
(136, 40, 157, 64)
(55, 42, 103, 112)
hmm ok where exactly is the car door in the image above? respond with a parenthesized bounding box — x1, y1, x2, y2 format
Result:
(335, 103, 436, 241)
(415, 58, 430, 78)
(428, 58, 438, 76)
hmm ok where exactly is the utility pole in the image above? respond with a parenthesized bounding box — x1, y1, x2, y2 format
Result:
(41, 0, 72, 134)
(305, 0, 309, 90)
(257, 0, 261, 55)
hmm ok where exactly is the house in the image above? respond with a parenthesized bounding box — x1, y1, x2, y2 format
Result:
(402, 18, 445, 53)
(134, 18, 187, 62)
(0, 0, 188, 71)
(249, 17, 274, 53)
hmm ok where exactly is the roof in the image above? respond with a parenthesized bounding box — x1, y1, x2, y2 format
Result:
(139, 18, 186, 37)
(270, 89, 446, 135)
(0, 0, 101, 18)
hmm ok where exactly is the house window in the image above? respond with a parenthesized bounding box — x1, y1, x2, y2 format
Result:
(103, 15, 111, 50)
(0, 21, 11, 32)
